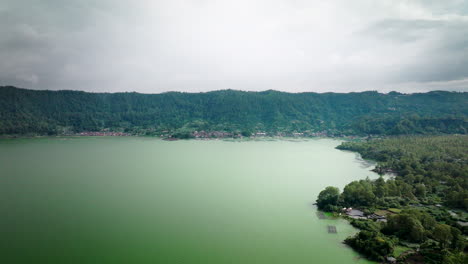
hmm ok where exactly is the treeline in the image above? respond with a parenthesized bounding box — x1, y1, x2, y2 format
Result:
(344, 208, 465, 263)
(317, 135, 468, 263)
(337, 135, 468, 209)
(0, 86, 467, 136)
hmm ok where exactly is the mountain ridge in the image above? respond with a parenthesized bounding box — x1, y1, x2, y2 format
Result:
(1, 86, 467, 136)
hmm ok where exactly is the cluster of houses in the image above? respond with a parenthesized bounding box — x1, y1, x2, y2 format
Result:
(70, 129, 365, 139)
(342, 207, 393, 223)
(193, 131, 238, 138)
(76, 131, 130, 136)
(154, 129, 369, 139)
(191, 131, 320, 139)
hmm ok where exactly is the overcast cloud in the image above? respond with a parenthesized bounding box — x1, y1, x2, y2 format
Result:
(0, 0, 467, 93)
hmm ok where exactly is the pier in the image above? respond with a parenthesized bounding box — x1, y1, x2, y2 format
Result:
(327, 225, 337, 233)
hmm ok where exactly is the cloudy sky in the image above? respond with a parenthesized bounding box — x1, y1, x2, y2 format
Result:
(1, 0, 467, 93)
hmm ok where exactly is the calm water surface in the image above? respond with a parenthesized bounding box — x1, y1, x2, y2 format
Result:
(0, 137, 377, 263)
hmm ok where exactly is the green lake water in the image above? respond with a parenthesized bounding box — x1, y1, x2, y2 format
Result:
(0, 137, 377, 264)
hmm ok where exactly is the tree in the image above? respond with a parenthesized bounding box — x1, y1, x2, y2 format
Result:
(433, 224, 453, 248)
(399, 181, 416, 200)
(342, 180, 375, 207)
(345, 231, 395, 261)
(316, 186, 340, 211)
(414, 183, 427, 198)
(408, 217, 425, 242)
(386, 180, 400, 196)
(384, 210, 434, 243)
(450, 227, 464, 251)
(240, 130, 251, 137)
(374, 176, 387, 198)
(443, 252, 468, 264)
(446, 190, 468, 209)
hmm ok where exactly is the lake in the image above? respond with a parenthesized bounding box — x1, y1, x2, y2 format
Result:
(0, 137, 377, 264)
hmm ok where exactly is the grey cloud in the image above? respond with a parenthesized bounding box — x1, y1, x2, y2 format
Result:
(362, 19, 443, 43)
(357, 17, 468, 86)
(0, 0, 467, 93)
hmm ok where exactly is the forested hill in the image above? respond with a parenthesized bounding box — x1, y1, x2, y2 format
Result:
(0, 86, 467, 136)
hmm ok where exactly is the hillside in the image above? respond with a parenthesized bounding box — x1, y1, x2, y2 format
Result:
(0, 86, 467, 136)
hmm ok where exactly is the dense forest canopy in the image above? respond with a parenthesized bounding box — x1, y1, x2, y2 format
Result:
(317, 135, 468, 263)
(0, 86, 467, 136)
(337, 136, 468, 206)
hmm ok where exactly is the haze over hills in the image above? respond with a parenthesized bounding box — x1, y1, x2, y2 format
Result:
(1, 86, 467, 136)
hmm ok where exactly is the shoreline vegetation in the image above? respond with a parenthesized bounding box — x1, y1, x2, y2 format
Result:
(0, 130, 360, 140)
(317, 135, 468, 264)
(0, 130, 343, 138)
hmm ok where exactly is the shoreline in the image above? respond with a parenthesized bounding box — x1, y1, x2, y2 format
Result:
(0, 134, 366, 141)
